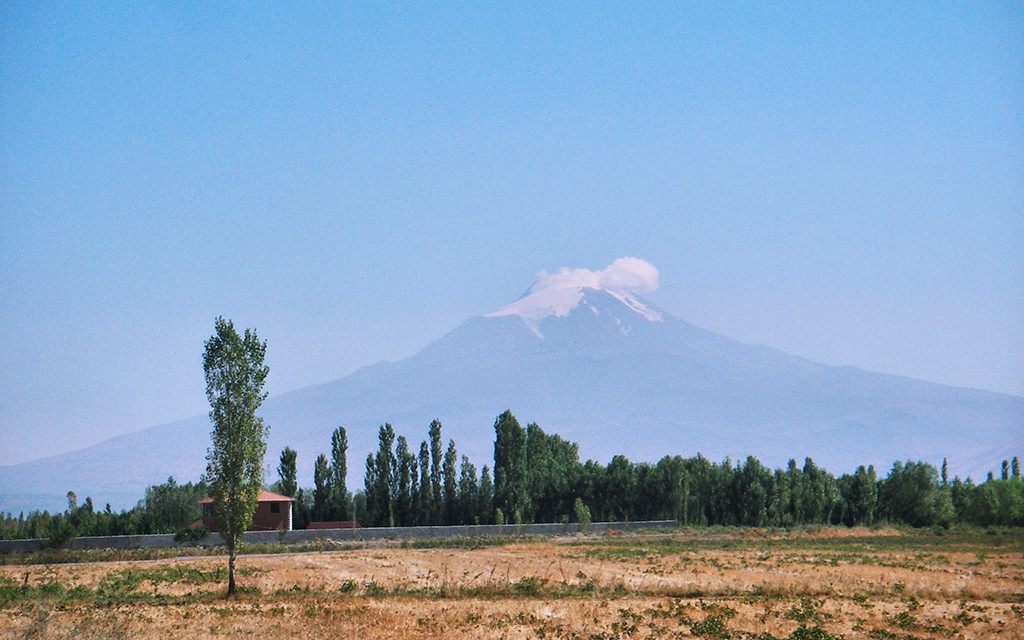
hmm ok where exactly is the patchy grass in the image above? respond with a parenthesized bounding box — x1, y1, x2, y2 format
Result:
(1, 527, 1022, 639)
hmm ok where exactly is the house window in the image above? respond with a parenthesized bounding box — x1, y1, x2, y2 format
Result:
(270, 502, 280, 514)
(203, 504, 213, 518)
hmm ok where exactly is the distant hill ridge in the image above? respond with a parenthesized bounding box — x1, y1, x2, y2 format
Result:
(2, 258, 1021, 513)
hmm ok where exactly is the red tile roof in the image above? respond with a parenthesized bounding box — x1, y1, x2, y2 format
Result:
(200, 489, 296, 504)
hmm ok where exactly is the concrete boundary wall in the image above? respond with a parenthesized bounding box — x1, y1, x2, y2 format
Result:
(0, 520, 676, 555)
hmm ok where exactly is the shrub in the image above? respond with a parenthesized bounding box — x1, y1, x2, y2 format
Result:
(511, 576, 547, 596)
(574, 498, 591, 533)
(173, 524, 210, 544)
(41, 522, 76, 550)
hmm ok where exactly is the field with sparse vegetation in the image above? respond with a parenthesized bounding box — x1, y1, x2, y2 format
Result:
(1, 527, 1022, 639)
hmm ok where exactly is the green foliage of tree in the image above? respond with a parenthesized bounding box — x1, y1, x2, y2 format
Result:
(352, 490, 367, 527)
(276, 448, 298, 498)
(144, 476, 207, 531)
(330, 427, 351, 521)
(878, 461, 945, 528)
(362, 453, 377, 525)
(429, 420, 444, 525)
(606, 455, 636, 522)
(293, 488, 312, 530)
(202, 317, 269, 596)
(395, 436, 414, 526)
(849, 465, 877, 526)
(312, 453, 332, 522)
(417, 441, 431, 525)
(477, 465, 493, 524)
(493, 410, 528, 520)
(373, 424, 396, 527)
(458, 455, 478, 525)
(573, 497, 591, 532)
(526, 423, 581, 523)
(443, 439, 458, 525)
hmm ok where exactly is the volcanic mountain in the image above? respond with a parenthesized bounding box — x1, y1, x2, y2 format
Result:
(2, 258, 1021, 513)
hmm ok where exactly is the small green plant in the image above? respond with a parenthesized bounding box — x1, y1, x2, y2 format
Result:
(784, 598, 823, 624)
(574, 498, 592, 533)
(338, 579, 358, 594)
(511, 576, 547, 596)
(363, 581, 386, 597)
(174, 524, 210, 544)
(690, 615, 731, 638)
(41, 521, 77, 550)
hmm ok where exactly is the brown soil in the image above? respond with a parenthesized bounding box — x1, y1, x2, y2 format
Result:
(2, 531, 1022, 639)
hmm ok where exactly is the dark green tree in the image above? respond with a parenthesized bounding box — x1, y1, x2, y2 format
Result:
(352, 490, 367, 527)
(293, 488, 312, 530)
(374, 424, 396, 527)
(395, 436, 413, 526)
(493, 410, 528, 520)
(478, 465, 493, 524)
(737, 456, 770, 526)
(409, 447, 421, 526)
(525, 422, 582, 522)
(203, 317, 270, 595)
(606, 455, 636, 522)
(458, 455, 478, 525)
(429, 420, 444, 525)
(330, 427, 351, 520)
(312, 454, 332, 522)
(878, 460, 946, 527)
(276, 447, 298, 498)
(362, 453, 377, 525)
(418, 441, 431, 525)
(443, 439, 458, 525)
(144, 476, 207, 531)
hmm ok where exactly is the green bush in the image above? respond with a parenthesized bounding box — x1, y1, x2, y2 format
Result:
(573, 498, 592, 533)
(173, 524, 210, 544)
(41, 521, 76, 550)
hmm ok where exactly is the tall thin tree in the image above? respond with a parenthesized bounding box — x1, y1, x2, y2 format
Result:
(330, 427, 350, 520)
(277, 447, 298, 498)
(418, 441, 431, 525)
(429, 420, 443, 524)
(313, 454, 332, 522)
(203, 317, 269, 596)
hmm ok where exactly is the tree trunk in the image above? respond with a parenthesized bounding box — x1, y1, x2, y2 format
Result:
(227, 549, 236, 596)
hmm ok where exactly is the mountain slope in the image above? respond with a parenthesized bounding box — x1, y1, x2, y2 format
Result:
(2, 261, 1021, 513)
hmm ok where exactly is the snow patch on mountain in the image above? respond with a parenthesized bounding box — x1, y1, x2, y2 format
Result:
(486, 257, 663, 333)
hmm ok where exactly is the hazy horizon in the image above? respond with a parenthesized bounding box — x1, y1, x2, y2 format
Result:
(2, 4, 1021, 466)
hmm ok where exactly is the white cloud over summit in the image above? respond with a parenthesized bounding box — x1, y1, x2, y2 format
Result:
(531, 257, 659, 296)
(487, 257, 662, 329)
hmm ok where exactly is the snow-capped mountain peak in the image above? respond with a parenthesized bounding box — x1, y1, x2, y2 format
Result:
(485, 258, 663, 333)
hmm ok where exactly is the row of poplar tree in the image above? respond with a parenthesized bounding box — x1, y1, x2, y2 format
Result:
(4, 410, 1022, 541)
(269, 410, 1024, 530)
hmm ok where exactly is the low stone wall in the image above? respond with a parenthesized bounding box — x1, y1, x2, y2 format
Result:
(0, 520, 675, 555)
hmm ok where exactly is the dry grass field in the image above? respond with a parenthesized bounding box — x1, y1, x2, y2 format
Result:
(2, 527, 1022, 639)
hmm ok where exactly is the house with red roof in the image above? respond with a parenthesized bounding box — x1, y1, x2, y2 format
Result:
(198, 489, 295, 532)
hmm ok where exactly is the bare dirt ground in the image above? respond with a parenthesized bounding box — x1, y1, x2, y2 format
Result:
(2, 528, 1022, 639)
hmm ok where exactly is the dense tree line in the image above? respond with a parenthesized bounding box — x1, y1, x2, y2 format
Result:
(0, 477, 207, 542)
(267, 427, 354, 530)
(4, 412, 1021, 542)
(353, 410, 1023, 529)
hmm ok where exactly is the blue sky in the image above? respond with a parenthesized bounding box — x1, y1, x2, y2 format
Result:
(1, 3, 1021, 465)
